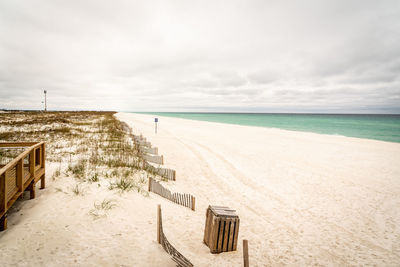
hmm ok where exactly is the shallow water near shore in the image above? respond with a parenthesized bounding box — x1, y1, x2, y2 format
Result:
(136, 112, 400, 143)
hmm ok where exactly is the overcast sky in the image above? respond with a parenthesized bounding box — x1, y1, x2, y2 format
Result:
(1, 0, 399, 113)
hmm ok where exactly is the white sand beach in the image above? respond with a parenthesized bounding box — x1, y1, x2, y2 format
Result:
(116, 112, 400, 266)
(1, 112, 400, 266)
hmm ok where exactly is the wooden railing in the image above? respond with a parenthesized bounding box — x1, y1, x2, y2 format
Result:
(0, 142, 46, 231)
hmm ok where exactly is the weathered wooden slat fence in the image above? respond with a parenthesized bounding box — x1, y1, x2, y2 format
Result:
(131, 133, 176, 181)
(0, 142, 46, 231)
(137, 139, 151, 147)
(149, 178, 195, 211)
(133, 135, 152, 147)
(143, 154, 164, 165)
(140, 146, 158, 155)
(132, 135, 167, 167)
(157, 205, 193, 267)
(132, 134, 145, 142)
(144, 161, 176, 181)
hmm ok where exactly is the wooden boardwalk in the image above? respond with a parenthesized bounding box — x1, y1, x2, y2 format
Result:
(0, 142, 46, 231)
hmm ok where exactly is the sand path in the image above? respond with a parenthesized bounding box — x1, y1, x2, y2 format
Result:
(117, 112, 400, 266)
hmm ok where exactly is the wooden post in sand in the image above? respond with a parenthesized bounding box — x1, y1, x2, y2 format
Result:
(191, 196, 195, 211)
(157, 204, 161, 244)
(243, 239, 249, 267)
(148, 177, 152, 192)
(0, 213, 7, 231)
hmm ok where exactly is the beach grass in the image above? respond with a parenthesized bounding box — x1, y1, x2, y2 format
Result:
(89, 198, 117, 219)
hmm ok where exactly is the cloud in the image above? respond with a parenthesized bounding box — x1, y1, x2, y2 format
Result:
(0, 0, 399, 113)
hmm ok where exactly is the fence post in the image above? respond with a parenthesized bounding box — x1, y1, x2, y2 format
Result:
(243, 239, 249, 267)
(148, 177, 152, 192)
(191, 196, 195, 211)
(157, 204, 161, 244)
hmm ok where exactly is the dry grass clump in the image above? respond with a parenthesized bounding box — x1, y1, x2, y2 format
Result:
(108, 177, 136, 192)
(71, 183, 85, 196)
(67, 158, 87, 179)
(88, 172, 99, 182)
(51, 165, 62, 180)
(107, 168, 148, 195)
(89, 199, 117, 219)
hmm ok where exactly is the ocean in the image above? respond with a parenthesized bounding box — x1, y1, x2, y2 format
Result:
(136, 113, 400, 143)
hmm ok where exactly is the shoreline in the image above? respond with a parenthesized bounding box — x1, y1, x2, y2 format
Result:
(128, 112, 400, 145)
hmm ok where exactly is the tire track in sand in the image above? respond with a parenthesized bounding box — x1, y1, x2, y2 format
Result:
(175, 137, 352, 266)
(189, 139, 400, 265)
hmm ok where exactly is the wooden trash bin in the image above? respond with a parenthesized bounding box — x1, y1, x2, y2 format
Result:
(203, 205, 240, 253)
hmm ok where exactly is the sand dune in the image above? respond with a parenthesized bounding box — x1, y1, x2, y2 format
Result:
(117, 112, 400, 266)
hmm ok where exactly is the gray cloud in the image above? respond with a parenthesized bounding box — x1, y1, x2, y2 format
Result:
(0, 0, 400, 113)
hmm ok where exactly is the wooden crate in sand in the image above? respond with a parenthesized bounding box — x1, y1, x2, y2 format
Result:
(203, 205, 239, 253)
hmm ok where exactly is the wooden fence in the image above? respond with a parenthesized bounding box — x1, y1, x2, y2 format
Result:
(149, 178, 195, 211)
(157, 205, 193, 267)
(133, 135, 152, 147)
(143, 154, 164, 165)
(137, 139, 151, 147)
(0, 142, 46, 231)
(143, 161, 176, 181)
(130, 133, 176, 180)
(140, 146, 158, 155)
(132, 135, 167, 166)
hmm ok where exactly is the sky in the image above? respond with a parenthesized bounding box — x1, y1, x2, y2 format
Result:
(0, 0, 400, 113)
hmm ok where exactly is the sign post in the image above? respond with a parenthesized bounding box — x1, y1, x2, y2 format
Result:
(155, 118, 158, 134)
(44, 90, 47, 112)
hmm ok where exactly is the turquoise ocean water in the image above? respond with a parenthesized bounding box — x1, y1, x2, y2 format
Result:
(137, 113, 400, 143)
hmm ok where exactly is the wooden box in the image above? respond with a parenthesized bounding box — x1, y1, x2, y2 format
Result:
(203, 205, 239, 253)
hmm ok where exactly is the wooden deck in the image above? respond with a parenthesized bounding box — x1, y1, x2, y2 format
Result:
(0, 142, 46, 231)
